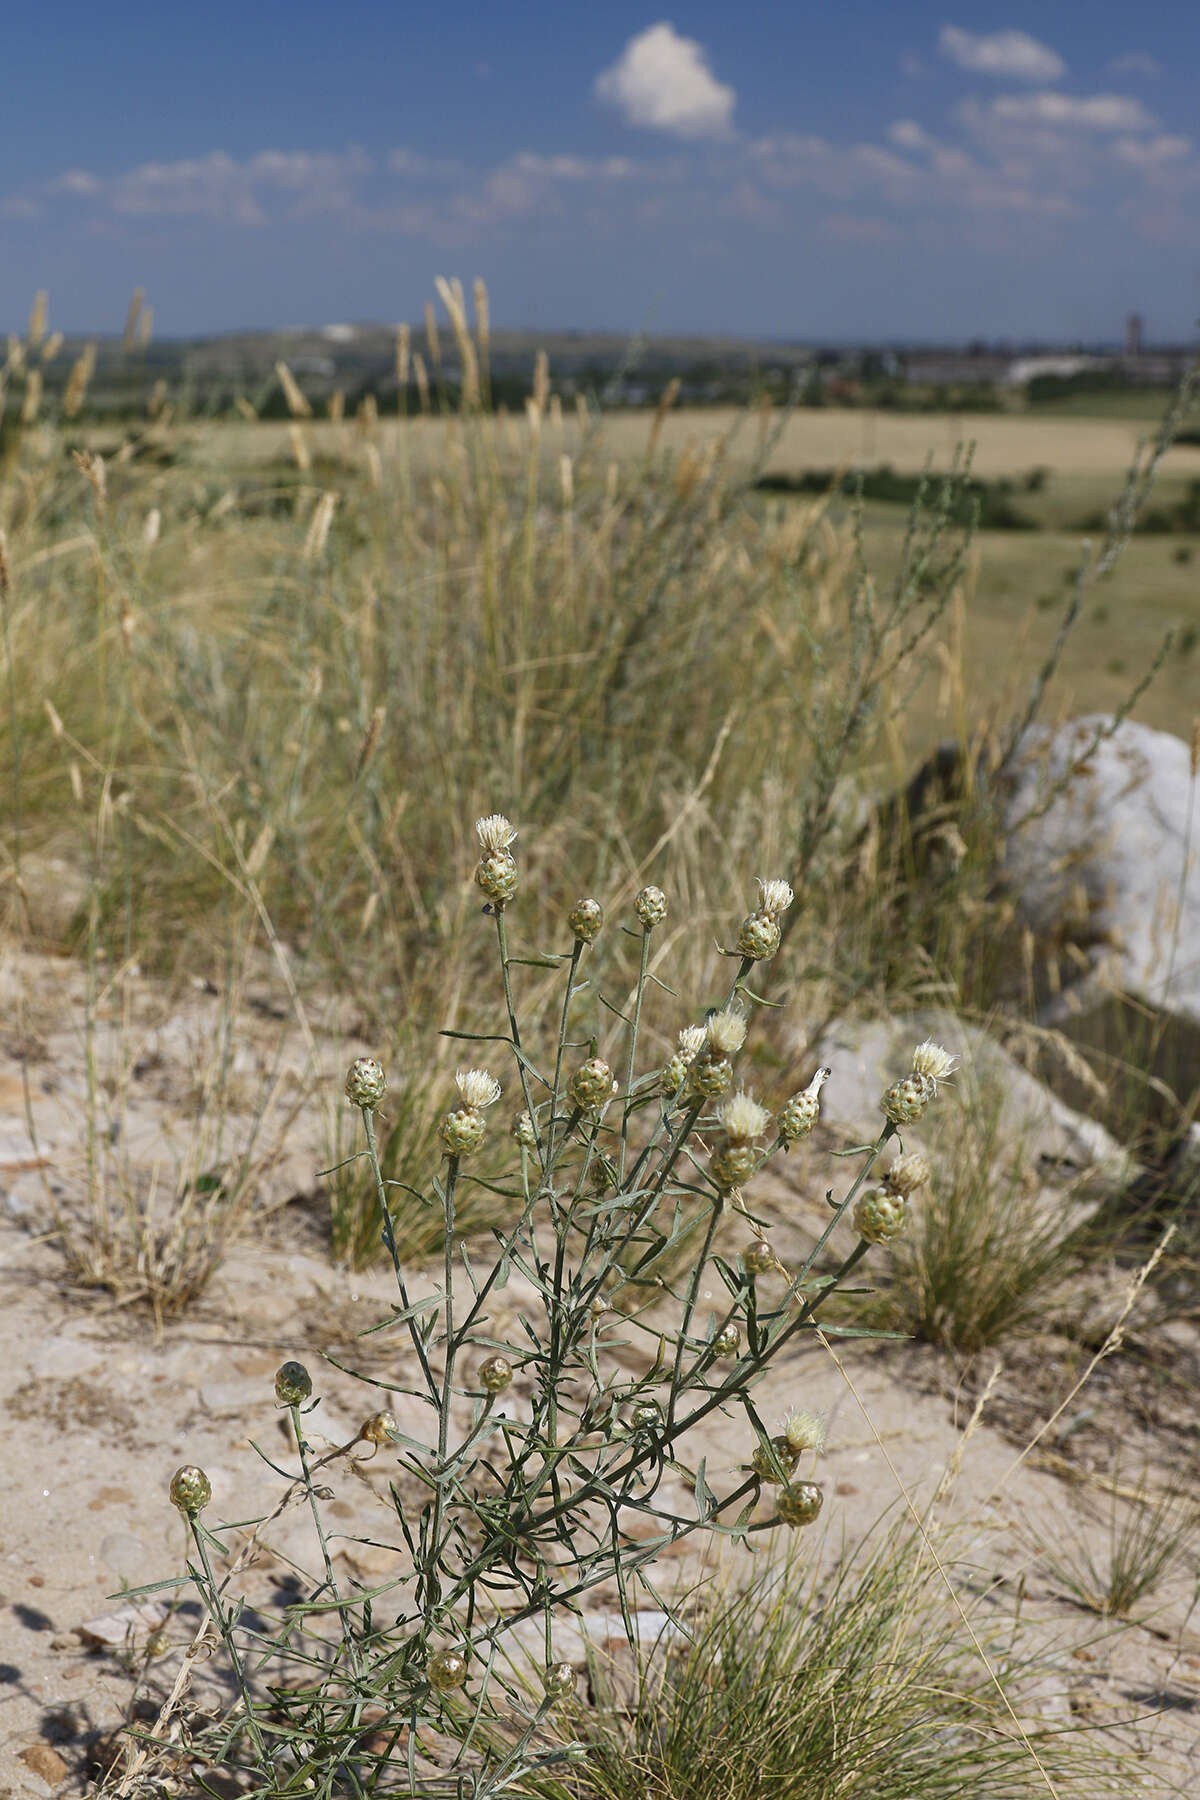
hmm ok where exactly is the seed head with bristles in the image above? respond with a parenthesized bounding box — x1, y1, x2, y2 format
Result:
(910, 1040, 957, 1089)
(476, 814, 517, 853)
(455, 1069, 502, 1109)
(884, 1151, 931, 1198)
(778, 1066, 830, 1143)
(707, 1007, 748, 1057)
(716, 1091, 771, 1144)
(755, 878, 794, 919)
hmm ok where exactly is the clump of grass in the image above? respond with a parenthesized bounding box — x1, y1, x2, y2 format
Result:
(1034, 1462, 1200, 1619)
(863, 1081, 1087, 1354)
(525, 1526, 1127, 1800)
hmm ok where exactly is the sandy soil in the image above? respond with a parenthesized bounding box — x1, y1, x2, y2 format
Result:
(2, 943, 1199, 1796)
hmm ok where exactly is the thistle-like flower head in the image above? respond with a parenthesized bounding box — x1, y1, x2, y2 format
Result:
(716, 1090, 771, 1144)
(755, 877, 794, 919)
(910, 1040, 957, 1089)
(782, 1408, 826, 1454)
(677, 1025, 708, 1060)
(455, 1068, 502, 1109)
(706, 1006, 748, 1057)
(475, 813, 517, 853)
(884, 1150, 931, 1197)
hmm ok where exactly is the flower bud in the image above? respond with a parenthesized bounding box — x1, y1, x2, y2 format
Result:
(477, 1353, 513, 1394)
(688, 1053, 733, 1099)
(511, 1109, 538, 1149)
(634, 885, 668, 928)
(439, 1107, 487, 1155)
(743, 1239, 776, 1277)
(476, 852, 517, 906)
(711, 1322, 741, 1359)
(628, 1401, 660, 1430)
(777, 1067, 830, 1143)
(883, 1151, 931, 1198)
(853, 1187, 909, 1244)
(428, 1646, 469, 1692)
(344, 1057, 386, 1110)
(710, 1142, 759, 1192)
(275, 1361, 313, 1406)
(880, 1072, 934, 1126)
(567, 897, 604, 944)
(543, 1661, 577, 1699)
(568, 1057, 615, 1111)
(169, 1465, 211, 1516)
(752, 1435, 800, 1482)
(778, 1481, 823, 1528)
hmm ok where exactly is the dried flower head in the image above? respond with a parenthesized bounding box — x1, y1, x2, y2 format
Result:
(782, 1409, 825, 1454)
(543, 1661, 577, 1699)
(755, 878, 794, 918)
(677, 1025, 709, 1060)
(567, 897, 604, 943)
(884, 1151, 931, 1198)
(911, 1040, 958, 1088)
(706, 1007, 748, 1056)
(628, 1401, 661, 1430)
(752, 1434, 801, 1482)
(169, 1465, 211, 1516)
(710, 1142, 759, 1192)
(711, 1321, 741, 1358)
(455, 1068, 502, 1110)
(475, 814, 517, 853)
(344, 1056, 387, 1109)
(716, 1090, 771, 1144)
(511, 1109, 538, 1149)
(360, 1410, 397, 1445)
(634, 885, 668, 928)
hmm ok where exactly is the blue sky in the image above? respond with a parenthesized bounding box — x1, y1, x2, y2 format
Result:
(2, 3, 1198, 342)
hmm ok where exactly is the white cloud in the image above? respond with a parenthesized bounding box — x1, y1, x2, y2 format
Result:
(594, 22, 735, 140)
(1109, 52, 1162, 78)
(986, 91, 1157, 133)
(939, 25, 1065, 83)
(889, 119, 937, 152)
(1112, 133, 1191, 168)
(510, 152, 636, 181)
(49, 169, 100, 196)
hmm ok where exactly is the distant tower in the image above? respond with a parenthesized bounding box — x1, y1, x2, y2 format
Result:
(1125, 312, 1143, 358)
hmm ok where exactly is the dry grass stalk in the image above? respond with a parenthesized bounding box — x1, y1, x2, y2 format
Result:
(26, 290, 48, 348)
(275, 360, 313, 419)
(122, 287, 145, 351)
(424, 299, 441, 368)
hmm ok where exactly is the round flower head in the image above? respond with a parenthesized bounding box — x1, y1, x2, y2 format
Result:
(884, 1151, 931, 1198)
(778, 1481, 823, 1528)
(567, 1057, 615, 1111)
(853, 1187, 909, 1245)
(716, 1090, 771, 1145)
(782, 1409, 825, 1454)
(880, 1071, 934, 1126)
(275, 1361, 313, 1406)
(440, 1068, 501, 1156)
(778, 1067, 831, 1143)
(360, 1410, 397, 1445)
(477, 1353, 513, 1394)
(752, 1435, 800, 1482)
(634, 885, 668, 928)
(628, 1400, 661, 1430)
(344, 1056, 386, 1110)
(568, 897, 604, 944)
(710, 1141, 759, 1192)
(543, 1662, 577, 1700)
(910, 1040, 958, 1091)
(169, 1465, 211, 1516)
(743, 1239, 777, 1277)
(706, 1008, 748, 1057)
(755, 878, 794, 919)
(711, 1321, 741, 1359)
(428, 1646, 469, 1693)
(737, 910, 781, 961)
(475, 814, 517, 854)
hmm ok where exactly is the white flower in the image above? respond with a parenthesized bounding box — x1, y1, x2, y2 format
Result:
(677, 1025, 708, 1060)
(706, 1006, 748, 1056)
(455, 1068, 502, 1109)
(716, 1091, 771, 1144)
(755, 878, 794, 918)
(781, 1409, 825, 1454)
(910, 1040, 957, 1089)
(475, 813, 517, 853)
